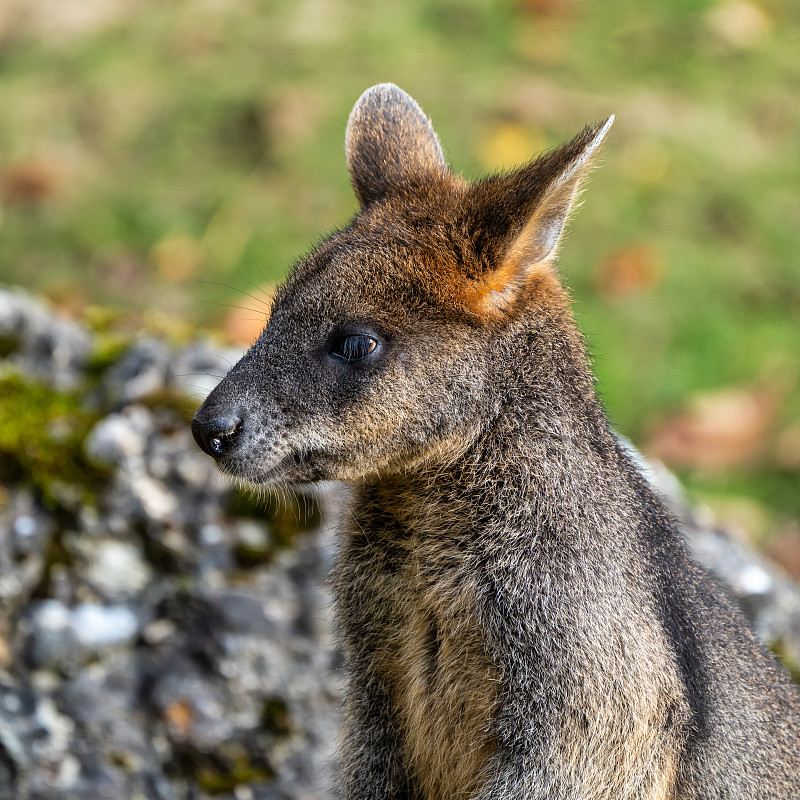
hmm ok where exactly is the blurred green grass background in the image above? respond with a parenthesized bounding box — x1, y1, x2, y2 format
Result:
(1, 0, 798, 561)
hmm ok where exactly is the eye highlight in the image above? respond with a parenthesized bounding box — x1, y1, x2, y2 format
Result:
(331, 334, 378, 363)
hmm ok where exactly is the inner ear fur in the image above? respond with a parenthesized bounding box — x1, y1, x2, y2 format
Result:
(346, 83, 452, 207)
(462, 116, 614, 318)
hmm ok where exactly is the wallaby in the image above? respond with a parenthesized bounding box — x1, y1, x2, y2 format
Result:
(192, 84, 800, 799)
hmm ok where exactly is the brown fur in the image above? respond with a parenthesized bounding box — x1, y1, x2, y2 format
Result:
(193, 84, 800, 799)
(379, 538, 497, 800)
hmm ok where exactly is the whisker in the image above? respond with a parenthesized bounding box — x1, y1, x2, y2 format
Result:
(200, 280, 273, 311)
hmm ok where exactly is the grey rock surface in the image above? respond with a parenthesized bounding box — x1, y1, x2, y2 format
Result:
(0, 286, 798, 799)
(0, 289, 91, 390)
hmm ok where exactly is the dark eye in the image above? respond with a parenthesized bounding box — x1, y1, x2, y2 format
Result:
(331, 334, 378, 363)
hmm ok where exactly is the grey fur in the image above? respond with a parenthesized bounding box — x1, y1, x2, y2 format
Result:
(193, 84, 800, 799)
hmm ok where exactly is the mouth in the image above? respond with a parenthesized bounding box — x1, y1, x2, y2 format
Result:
(216, 446, 326, 487)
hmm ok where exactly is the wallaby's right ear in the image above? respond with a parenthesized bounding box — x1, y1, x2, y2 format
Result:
(346, 84, 451, 208)
(460, 116, 614, 318)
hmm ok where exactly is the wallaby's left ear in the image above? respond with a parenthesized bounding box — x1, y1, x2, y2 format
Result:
(346, 83, 451, 208)
(463, 116, 614, 317)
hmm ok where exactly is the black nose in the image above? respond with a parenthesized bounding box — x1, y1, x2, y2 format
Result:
(191, 413, 243, 458)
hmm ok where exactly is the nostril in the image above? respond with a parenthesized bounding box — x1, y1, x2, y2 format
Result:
(191, 413, 243, 458)
(208, 416, 242, 455)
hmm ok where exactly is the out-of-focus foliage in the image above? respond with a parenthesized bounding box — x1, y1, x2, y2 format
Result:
(0, 0, 798, 555)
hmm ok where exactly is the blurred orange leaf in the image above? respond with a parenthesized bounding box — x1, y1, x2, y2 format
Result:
(646, 387, 777, 471)
(595, 243, 661, 299)
(164, 699, 194, 738)
(2, 159, 62, 206)
(766, 526, 800, 580)
(518, 0, 572, 18)
(222, 284, 274, 345)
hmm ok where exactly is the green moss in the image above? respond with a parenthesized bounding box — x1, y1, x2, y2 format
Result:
(85, 332, 131, 379)
(0, 334, 20, 359)
(260, 697, 291, 736)
(0, 371, 108, 509)
(233, 540, 273, 570)
(170, 741, 274, 796)
(198, 761, 273, 795)
(770, 639, 800, 687)
(108, 750, 136, 771)
(136, 388, 199, 421)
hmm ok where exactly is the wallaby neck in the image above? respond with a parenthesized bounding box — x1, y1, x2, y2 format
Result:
(359, 301, 645, 550)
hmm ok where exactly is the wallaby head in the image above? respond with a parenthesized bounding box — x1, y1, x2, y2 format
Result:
(192, 83, 612, 486)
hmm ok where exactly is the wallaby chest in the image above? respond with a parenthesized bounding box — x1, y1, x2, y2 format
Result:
(346, 505, 499, 800)
(345, 495, 692, 800)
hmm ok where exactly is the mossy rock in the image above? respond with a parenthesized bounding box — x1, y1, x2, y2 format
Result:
(0, 370, 109, 510)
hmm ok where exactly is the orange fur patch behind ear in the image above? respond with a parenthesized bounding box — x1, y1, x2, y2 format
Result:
(460, 259, 561, 319)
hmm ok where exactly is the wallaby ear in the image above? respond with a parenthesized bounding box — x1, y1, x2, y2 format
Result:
(463, 116, 614, 317)
(346, 83, 450, 208)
